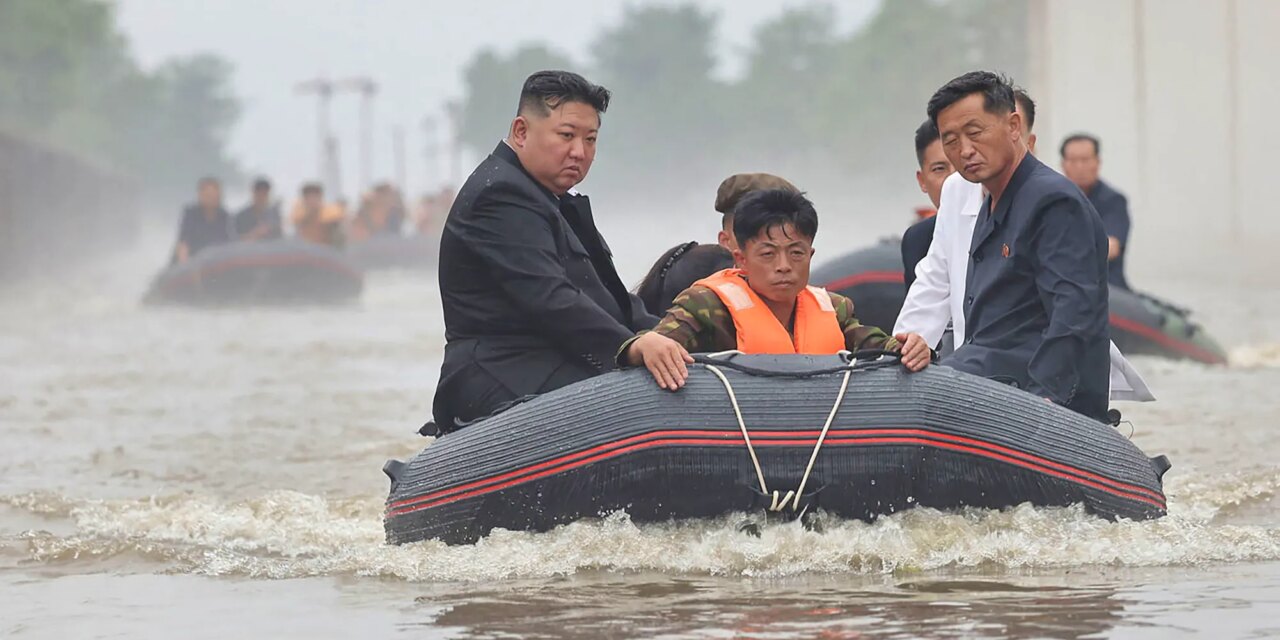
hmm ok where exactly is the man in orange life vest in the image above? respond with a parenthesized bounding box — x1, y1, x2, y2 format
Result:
(619, 188, 932, 389)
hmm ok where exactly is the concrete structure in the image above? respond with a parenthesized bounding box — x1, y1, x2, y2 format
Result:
(1028, 0, 1280, 279)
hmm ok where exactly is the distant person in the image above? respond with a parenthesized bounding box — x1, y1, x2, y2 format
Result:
(172, 177, 232, 264)
(899, 119, 955, 288)
(349, 183, 404, 242)
(634, 173, 797, 317)
(414, 186, 454, 237)
(291, 183, 345, 247)
(432, 70, 660, 431)
(621, 189, 931, 389)
(1061, 134, 1131, 291)
(927, 71, 1111, 421)
(234, 177, 282, 242)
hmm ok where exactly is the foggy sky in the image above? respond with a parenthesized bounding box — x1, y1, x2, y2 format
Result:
(115, 0, 878, 201)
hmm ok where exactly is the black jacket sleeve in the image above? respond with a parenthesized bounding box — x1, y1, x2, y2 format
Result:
(454, 189, 636, 366)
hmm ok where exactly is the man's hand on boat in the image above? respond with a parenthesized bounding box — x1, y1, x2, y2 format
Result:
(895, 332, 932, 372)
(624, 333, 695, 390)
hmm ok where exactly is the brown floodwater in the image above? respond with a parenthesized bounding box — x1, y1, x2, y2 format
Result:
(1, 228, 1278, 639)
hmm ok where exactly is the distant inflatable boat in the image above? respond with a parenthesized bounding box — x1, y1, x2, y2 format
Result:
(384, 354, 1169, 546)
(143, 239, 363, 306)
(813, 242, 1228, 365)
(346, 234, 439, 270)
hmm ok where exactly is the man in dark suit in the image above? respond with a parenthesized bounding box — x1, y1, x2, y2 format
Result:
(1061, 133, 1132, 291)
(927, 71, 1111, 421)
(900, 119, 951, 288)
(432, 70, 668, 431)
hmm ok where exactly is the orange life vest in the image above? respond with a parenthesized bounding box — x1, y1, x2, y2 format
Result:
(694, 268, 845, 355)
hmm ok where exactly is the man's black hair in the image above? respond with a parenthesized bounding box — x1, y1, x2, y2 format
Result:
(1060, 133, 1101, 158)
(1014, 88, 1036, 132)
(300, 182, 323, 196)
(252, 177, 271, 191)
(732, 189, 819, 248)
(926, 71, 1017, 127)
(517, 70, 611, 120)
(914, 119, 941, 167)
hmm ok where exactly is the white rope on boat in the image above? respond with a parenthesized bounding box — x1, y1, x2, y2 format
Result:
(701, 352, 855, 513)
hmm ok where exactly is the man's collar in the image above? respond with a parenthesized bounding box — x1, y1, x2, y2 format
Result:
(493, 139, 561, 205)
(990, 152, 1039, 223)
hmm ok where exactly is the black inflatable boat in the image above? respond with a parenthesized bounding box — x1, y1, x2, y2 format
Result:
(346, 235, 439, 270)
(144, 239, 363, 306)
(813, 242, 1227, 365)
(384, 354, 1169, 546)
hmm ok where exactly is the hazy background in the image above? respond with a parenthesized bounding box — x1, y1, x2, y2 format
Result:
(2, 0, 1277, 282)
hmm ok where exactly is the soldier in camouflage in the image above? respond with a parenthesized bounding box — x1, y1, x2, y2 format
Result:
(621, 189, 931, 389)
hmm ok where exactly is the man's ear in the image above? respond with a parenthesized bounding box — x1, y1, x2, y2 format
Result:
(732, 248, 746, 269)
(916, 169, 927, 194)
(1008, 112, 1023, 143)
(1027, 133, 1038, 155)
(717, 229, 732, 251)
(510, 116, 529, 147)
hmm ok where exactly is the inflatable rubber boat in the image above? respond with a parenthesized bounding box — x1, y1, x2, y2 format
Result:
(384, 353, 1169, 546)
(346, 234, 439, 270)
(812, 242, 1227, 365)
(144, 239, 363, 306)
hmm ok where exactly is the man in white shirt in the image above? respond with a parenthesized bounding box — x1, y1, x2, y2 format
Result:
(894, 88, 1153, 402)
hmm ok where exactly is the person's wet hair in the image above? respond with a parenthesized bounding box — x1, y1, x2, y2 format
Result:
(301, 182, 323, 196)
(732, 189, 819, 248)
(635, 242, 734, 316)
(252, 177, 271, 192)
(1060, 133, 1101, 158)
(914, 119, 940, 167)
(1014, 88, 1036, 132)
(517, 70, 611, 120)
(927, 71, 1017, 127)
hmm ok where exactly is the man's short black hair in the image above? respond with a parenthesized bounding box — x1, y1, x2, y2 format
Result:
(732, 188, 819, 248)
(517, 70, 611, 120)
(252, 177, 271, 191)
(1060, 133, 1100, 158)
(914, 119, 940, 167)
(301, 182, 323, 196)
(927, 71, 1017, 128)
(1014, 88, 1036, 132)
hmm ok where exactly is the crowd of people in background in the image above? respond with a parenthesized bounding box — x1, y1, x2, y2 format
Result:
(169, 177, 455, 264)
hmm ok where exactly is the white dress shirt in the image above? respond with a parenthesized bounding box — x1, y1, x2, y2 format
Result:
(894, 172, 1154, 402)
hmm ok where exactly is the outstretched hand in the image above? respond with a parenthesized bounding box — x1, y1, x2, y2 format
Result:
(894, 332, 932, 372)
(624, 333, 694, 390)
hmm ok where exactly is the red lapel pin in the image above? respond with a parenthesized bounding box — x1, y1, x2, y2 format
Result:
(1001, 243, 1010, 258)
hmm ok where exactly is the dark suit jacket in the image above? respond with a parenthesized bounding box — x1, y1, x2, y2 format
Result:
(433, 142, 658, 428)
(900, 215, 937, 289)
(943, 153, 1111, 421)
(1086, 179, 1132, 291)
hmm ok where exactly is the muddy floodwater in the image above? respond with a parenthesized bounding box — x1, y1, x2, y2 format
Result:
(2, 231, 1278, 639)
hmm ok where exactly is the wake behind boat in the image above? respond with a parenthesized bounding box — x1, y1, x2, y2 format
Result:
(384, 354, 1169, 546)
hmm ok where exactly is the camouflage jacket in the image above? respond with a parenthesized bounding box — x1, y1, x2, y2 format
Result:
(617, 283, 899, 361)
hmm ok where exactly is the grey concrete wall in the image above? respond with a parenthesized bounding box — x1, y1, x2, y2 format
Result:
(1028, 0, 1280, 280)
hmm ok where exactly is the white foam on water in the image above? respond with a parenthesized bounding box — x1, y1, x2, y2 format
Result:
(1230, 343, 1280, 369)
(6, 466, 1278, 583)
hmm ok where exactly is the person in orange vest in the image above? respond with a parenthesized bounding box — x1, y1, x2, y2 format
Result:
(291, 183, 346, 247)
(620, 188, 932, 389)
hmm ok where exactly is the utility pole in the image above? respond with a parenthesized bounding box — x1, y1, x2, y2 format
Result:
(421, 115, 439, 192)
(296, 77, 342, 198)
(392, 125, 407, 193)
(444, 99, 463, 186)
(337, 76, 378, 196)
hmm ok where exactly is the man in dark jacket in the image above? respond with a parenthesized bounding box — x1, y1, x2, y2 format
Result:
(432, 70, 665, 431)
(172, 177, 232, 264)
(234, 177, 283, 242)
(1061, 133, 1132, 290)
(928, 71, 1111, 421)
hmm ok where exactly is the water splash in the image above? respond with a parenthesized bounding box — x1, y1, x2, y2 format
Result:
(6, 466, 1278, 583)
